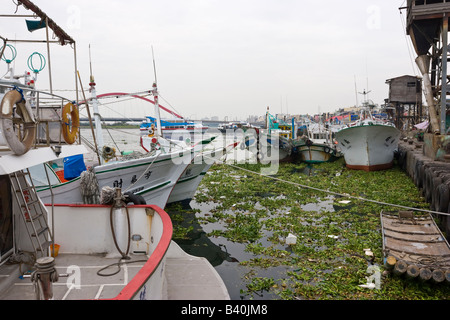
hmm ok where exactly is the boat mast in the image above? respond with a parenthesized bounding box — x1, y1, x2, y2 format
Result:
(88, 44, 105, 161)
(152, 47, 162, 137)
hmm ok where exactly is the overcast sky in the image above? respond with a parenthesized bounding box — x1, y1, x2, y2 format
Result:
(2, 0, 416, 120)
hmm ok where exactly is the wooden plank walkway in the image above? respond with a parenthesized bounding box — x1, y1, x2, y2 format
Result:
(381, 211, 450, 283)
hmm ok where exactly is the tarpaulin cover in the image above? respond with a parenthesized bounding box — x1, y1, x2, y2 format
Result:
(63, 154, 86, 180)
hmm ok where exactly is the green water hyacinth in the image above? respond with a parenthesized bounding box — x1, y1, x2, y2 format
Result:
(168, 158, 450, 300)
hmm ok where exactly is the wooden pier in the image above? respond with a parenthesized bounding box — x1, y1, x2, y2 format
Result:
(381, 211, 450, 283)
(396, 135, 450, 238)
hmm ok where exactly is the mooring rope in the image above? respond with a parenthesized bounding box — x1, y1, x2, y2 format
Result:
(206, 156, 450, 217)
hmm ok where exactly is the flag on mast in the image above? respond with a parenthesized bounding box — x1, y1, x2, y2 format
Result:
(26, 19, 46, 32)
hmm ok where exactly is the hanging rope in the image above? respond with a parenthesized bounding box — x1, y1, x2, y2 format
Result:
(80, 167, 100, 204)
(206, 156, 450, 217)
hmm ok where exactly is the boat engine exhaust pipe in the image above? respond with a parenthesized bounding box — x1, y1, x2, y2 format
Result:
(415, 54, 440, 134)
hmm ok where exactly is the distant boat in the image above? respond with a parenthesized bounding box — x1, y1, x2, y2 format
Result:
(140, 134, 238, 204)
(140, 116, 208, 139)
(335, 101, 400, 171)
(259, 107, 294, 161)
(293, 122, 341, 163)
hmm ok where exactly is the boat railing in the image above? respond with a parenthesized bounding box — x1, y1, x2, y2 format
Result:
(0, 83, 81, 152)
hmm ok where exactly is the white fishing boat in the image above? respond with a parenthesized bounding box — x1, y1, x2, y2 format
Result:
(29, 44, 197, 208)
(293, 122, 341, 163)
(259, 107, 294, 162)
(33, 81, 194, 208)
(0, 0, 229, 301)
(141, 131, 239, 204)
(167, 140, 239, 204)
(335, 100, 400, 171)
(140, 116, 208, 139)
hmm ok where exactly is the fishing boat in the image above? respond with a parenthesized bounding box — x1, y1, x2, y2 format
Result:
(33, 80, 194, 208)
(293, 122, 341, 163)
(259, 107, 295, 162)
(141, 129, 239, 204)
(28, 43, 196, 208)
(140, 116, 208, 139)
(381, 211, 450, 284)
(167, 140, 239, 204)
(335, 99, 400, 171)
(0, 0, 229, 301)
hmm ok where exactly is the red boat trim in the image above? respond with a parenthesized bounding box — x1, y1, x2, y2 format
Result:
(44, 203, 173, 300)
(140, 127, 208, 131)
(92, 92, 183, 119)
(113, 204, 173, 300)
(346, 161, 393, 172)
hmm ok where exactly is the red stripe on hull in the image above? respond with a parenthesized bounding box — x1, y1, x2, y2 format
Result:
(346, 161, 393, 172)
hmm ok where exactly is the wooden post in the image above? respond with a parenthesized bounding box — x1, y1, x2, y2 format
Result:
(384, 256, 397, 270)
(431, 269, 445, 283)
(440, 16, 448, 134)
(445, 270, 450, 284)
(394, 260, 407, 276)
(419, 267, 432, 282)
(406, 264, 420, 279)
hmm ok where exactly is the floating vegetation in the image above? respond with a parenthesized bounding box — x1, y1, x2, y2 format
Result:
(168, 158, 450, 300)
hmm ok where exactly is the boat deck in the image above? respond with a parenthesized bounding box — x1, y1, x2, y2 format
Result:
(0, 242, 230, 300)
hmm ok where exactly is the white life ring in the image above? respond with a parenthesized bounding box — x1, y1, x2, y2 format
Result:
(0, 89, 36, 155)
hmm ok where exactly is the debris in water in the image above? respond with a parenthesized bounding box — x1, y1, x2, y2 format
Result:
(286, 233, 297, 245)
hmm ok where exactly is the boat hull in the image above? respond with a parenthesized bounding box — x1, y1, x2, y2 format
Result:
(259, 132, 292, 162)
(168, 161, 212, 204)
(335, 124, 400, 171)
(37, 150, 193, 208)
(295, 143, 338, 163)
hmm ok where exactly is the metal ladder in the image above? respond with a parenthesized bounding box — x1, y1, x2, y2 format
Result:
(9, 169, 53, 257)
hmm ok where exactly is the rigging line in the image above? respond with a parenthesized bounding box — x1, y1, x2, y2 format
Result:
(97, 116, 122, 154)
(95, 91, 152, 100)
(123, 151, 160, 193)
(77, 115, 141, 137)
(102, 127, 141, 137)
(97, 95, 151, 106)
(95, 101, 141, 122)
(205, 156, 450, 218)
(158, 93, 186, 120)
(399, 10, 419, 76)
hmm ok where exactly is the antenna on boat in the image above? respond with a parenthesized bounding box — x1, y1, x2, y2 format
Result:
(354, 75, 359, 108)
(87, 44, 105, 162)
(152, 45, 158, 86)
(151, 46, 162, 137)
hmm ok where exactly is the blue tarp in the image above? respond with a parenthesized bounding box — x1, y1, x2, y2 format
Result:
(63, 154, 86, 180)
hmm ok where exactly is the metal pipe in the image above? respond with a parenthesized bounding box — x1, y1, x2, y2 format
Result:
(45, 17, 52, 94)
(441, 16, 448, 134)
(77, 71, 101, 164)
(43, 163, 55, 257)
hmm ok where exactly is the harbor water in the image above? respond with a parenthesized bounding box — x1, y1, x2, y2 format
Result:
(80, 127, 301, 299)
(79, 128, 450, 300)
